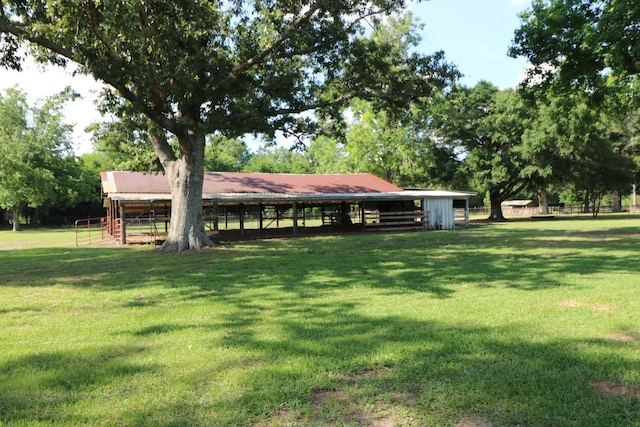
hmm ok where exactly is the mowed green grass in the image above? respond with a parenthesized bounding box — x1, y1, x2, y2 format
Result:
(1, 218, 639, 426)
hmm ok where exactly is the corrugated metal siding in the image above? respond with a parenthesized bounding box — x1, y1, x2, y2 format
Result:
(425, 198, 455, 230)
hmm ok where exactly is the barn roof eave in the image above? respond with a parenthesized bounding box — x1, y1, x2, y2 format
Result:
(105, 190, 475, 205)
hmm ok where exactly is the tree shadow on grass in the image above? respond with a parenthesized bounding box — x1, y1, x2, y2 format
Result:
(1, 225, 640, 424)
(114, 302, 640, 426)
(0, 345, 156, 425)
(3, 224, 640, 298)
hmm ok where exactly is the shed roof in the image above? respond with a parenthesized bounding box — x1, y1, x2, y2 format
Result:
(101, 171, 474, 204)
(501, 199, 537, 207)
(102, 171, 401, 194)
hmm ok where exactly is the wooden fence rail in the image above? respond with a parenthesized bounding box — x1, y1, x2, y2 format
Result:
(364, 210, 428, 229)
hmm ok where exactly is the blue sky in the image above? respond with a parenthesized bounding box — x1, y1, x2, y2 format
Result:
(410, 0, 532, 89)
(0, 0, 533, 153)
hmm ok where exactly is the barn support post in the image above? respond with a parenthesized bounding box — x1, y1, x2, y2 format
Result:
(360, 201, 366, 230)
(112, 199, 118, 236)
(465, 199, 470, 227)
(292, 202, 298, 235)
(259, 203, 263, 230)
(108, 199, 115, 236)
(302, 203, 306, 228)
(164, 203, 169, 232)
(212, 201, 219, 231)
(150, 201, 156, 241)
(239, 203, 245, 235)
(422, 198, 428, 229)
(119, 204, 127, 245)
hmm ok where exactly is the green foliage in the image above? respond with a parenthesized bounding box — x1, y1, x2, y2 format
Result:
(243, 145, 312, 174)
(431, 82, 534, 219)
(204, 135, 251, 172)
(510, 1, 640, 213)
(344, 99, 434, 186)
(0, 86, 89, 229)
(1, 219, 640, 425)
(511, 0, 640, 91)
(89, 120, 162, 172)
(305, 135, 351, 174)
(0, 1, 454, 149)
(522, 87, 638, 213)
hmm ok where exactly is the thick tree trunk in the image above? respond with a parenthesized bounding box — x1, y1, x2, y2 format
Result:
(611, 191, 622, 212)
(538, 189, 549, 214)
(11, 205, 21, 232)
(157, 133, 215, 253)
(488, 193, 506, 221)
(582, 190, 590, 214)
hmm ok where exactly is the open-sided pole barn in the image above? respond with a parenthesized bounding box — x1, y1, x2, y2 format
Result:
(100, 171, 474, 244)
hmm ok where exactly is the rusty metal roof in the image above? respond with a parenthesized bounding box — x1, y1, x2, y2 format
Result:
(102, 171, 403, 195)
(101, 171, 474, 205)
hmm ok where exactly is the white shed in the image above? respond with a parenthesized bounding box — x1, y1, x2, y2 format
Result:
(403, 189, 476, 230)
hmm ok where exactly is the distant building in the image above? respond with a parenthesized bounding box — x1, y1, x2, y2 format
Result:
(501, 200, 538, 215)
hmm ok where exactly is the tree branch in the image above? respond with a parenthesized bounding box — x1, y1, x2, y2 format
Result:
(148, 131, 176, 171)
(0, 17, 75, 61)
(214, 0, 326, 94)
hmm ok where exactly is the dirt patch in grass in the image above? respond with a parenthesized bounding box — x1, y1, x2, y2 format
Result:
(455, 416, 493, 427)
(591, 304, 617, 312)
(559, 299, 584, 308)
(309, 387, 416, 427)
(341, 367, 393, 383)
(256, 368, 418, 426)
(609, 332, 637, 342)
(593, 381, 640, 399)
(558, 300, 619, 312)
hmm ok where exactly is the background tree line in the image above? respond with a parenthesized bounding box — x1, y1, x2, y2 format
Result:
(3, 73, 638, 229)
(2, 2, 640, 232)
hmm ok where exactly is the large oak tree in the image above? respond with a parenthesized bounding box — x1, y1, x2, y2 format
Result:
(0, 0, 455, 252)
(431, 82, 535, 221)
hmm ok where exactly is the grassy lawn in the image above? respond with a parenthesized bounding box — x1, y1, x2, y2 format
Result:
(1, 218, 639, 426)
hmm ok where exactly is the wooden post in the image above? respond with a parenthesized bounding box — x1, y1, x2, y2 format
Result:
(465, 199, 470, 227)
(109, 199, 115, 236)
(239, 203, 244, 235)
(212, 202, 218, 231)
(259, 203, 263, 230)
(164, 203, 169, 232)
(422, 198, 428, 229)
(302, 203, 306, 228)
(292, 202, 298, 235)
(119, 204, 127, 245)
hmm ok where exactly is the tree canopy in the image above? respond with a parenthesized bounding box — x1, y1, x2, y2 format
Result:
(430, 82, 535, 220)
(510, 0, 640, 91)
(0, 86, 84, 230)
